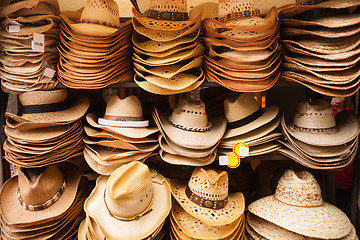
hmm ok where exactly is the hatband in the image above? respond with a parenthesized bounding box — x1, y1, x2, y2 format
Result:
(22, 100, 69, 114)
(185, 186, 228, 209)
(227, 108, 265, 129)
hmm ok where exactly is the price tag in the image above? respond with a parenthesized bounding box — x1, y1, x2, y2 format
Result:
(239, 145, 249, 157)
(32, 33, 45, 52)
(44, 68, 56, 79)
(233, 142, 250, 158)
(8, 25, 20, 33)
(219, 155, 229, 166)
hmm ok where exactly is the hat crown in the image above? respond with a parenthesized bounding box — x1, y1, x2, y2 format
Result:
(79, 0, 120, 28)
(104, 95, 143, 118)
(274, 170, 323, 207)
(148, 0, 187, 13)
(218, 0, 260, 23)
(188, 168, 228, 201)
(293, 99, 336, 129)
(15, 2, 55, 16)
(18, 165, 64, 206)
(169, 97, 211, 131)
(18, 89, 67, 107)
(224, 93, 261, 123)
(105, 162, 153, 219)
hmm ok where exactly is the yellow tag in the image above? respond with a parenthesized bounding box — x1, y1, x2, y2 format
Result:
(227, 152, 241, 168)
(233, 142, 250, 158)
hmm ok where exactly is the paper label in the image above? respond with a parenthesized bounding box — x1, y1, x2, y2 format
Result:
(219, 155, 229, 166)
(8, 25, 20, 33)
(32, 33, 45, 52)
(44, 68, 56, 79)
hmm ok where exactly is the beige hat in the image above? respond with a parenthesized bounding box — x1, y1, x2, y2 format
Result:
(286, 99, 360, 146)
(223, 93, 279, 138)
(5, 89, 89, 128)
(132, 0, 202, 31)
(0, 163, 81, 225)
(84, 162, 171, 240)
(170, 167, 245, 226)
(154, 96, 226, 149)
(248, 169, 352, 239)
(0, 0, 61, 17)
(62, 0, 121, 37)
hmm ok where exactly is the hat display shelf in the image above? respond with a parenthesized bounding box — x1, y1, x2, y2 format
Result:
(0, 0, 360, 238)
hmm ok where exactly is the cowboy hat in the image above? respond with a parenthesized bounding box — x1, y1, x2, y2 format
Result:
(154, 96, 226, 149)
(285, 99, 360, 146)
(84, 162, 171, 240)
(248, 169, 353, 239)
(170, 167, 245, 226)
(0, 163, 81, 225)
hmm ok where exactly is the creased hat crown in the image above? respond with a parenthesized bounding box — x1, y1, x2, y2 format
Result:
(105, 162, 153, 219)
(19, 89, 67, 108)
(274, 169, 323, 207)
(218, 0, 260, 23)
(293, 99, 336, 129)
(224, 93, 261, 123)
(104, 95, 143, 118)
(79, 0, 120, 28)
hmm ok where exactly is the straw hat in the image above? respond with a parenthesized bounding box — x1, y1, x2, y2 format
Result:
(0, 163, 81, 225)
(248, 169, 352, 239)
(286, 99, 360, 146)
(155, 96, 226, 149)
(170, 167, 245, 226)
(132, 0, 202, 31)
(223, 93, 279, 139)
(5, 89, 89, 126)
(63, 0, 120, 37)
(86, 96, 158, 139)
(0, 0, 61, 17)
(84, 162, 171, 240)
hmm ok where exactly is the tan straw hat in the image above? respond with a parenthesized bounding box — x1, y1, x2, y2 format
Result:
(84, 161, 171, 240)
(248, 169, 352, 239)
(132, 0, 202, 31)
(0, 163, 81, 225)
(223, 93, 279, 139)
(155, 95, 226, 149)
(286, 99, 360, 146)
(63, 0, 121, 37)
(170, 167, 245, 226)
(5, 89, 89, 127)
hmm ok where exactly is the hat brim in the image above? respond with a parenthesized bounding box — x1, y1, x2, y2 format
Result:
(170, 179, 245, 226)
(223, 105, 279, 139)
(248, 195, 351, 239)
(5, 94, 89, 128)
(286, 109, 360, 146)
(86, 113, 159, 139)
(84, 174, 171, 240)
(159, 148, 217, 166)
(156, 108, 226, 149)
(0, 163, 81, 225)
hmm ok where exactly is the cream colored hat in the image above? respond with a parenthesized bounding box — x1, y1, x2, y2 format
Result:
(84, 162, 171, 240)
(63, 0, 121, 37)
(155, 96, 226, 149)
(248, 169, 352, 239)
(286, 99, 360, 146)
(223, 93, 279, 139)
(170, 167, 245, 226)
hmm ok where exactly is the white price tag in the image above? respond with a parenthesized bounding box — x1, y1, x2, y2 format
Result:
(240, 146, 249, 157)
(44, 68, 56, 79)
(32, 33, 45, 52)
(219, 155, 229, 166)
(8, 25, 20, 33)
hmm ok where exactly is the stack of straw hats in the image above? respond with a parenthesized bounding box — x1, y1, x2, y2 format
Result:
(169, 167, 246, 239)
(202, 0, 281, 92)
(219, 93, 282, 157)
(153, 94, 226, 166)
(4, 89, 89, 168)
(0, 0, 61, 94)
(79, 161, 171, 240)
(279, 99, 360, 170)
(131, 0, 205, 95)
(247, 169, 358, 240)
(84, 95, 159, 175)
(280, 0, 360, 97)
(57, 0, 133, 89)
(0, 163, 90, 239)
